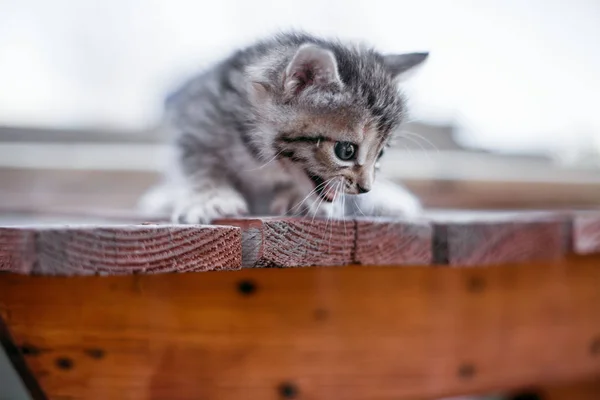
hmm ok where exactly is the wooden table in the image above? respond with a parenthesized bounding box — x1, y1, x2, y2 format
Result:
(1, 210, 599, 400)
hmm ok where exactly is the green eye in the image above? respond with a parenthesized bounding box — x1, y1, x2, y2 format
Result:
(334, 141, 356, 161)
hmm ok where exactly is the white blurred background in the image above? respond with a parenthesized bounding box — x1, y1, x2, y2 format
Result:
(2, 0, 600, 154)
(1, 0, 600, 212)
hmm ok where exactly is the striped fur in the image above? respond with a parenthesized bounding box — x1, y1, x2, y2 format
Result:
(139, 32, 428, 223)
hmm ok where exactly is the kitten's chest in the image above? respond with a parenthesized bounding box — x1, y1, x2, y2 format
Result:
(236, 160, 311, 214)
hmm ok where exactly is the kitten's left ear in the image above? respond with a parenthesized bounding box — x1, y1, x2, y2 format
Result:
(284, 44, 343, 96)
(383, 52, 429, 80)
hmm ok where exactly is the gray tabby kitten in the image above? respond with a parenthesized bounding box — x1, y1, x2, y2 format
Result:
(139, 32, 428, 223)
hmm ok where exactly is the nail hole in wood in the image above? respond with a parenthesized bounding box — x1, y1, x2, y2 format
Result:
(19, 344, 42, 356)
(238, 280, 257, 296)
(314, 308, 329, 321)
(85, 348, 105, 359)
(467, 276, 486, 293)
(458, 363, 475, 379)
(55, 357, 74, 370)
(278, 382, 298, 399)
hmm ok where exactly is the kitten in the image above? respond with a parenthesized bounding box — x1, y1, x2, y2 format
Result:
(139, 31, 428, 223)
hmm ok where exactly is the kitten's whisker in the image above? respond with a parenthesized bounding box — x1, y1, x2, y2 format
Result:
(398, 130, 440, 153)
(327, 180, 342, 250)
(397, 133, 429, 153)
(310, 179, 333, 225)
(285, 178, 331, 216)
(354, 197, 368, 217)
(402, 116, 422, 125)
(341, 182, 347, 251)
(243, 150, 285, 171)
(286, 177, 334, 217)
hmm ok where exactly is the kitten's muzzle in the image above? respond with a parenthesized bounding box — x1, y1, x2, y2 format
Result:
(357, 184, 370, 194)
(306, 172, 335, 203)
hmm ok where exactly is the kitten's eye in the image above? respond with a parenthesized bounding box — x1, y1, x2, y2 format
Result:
(334, 141, 356, 161)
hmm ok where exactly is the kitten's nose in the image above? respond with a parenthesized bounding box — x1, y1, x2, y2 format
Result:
(357, 184, 370, 194)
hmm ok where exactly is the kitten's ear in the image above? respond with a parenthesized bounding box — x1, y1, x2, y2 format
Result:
(284, 44, 342, 95)
(248, 82, 270, 106)
(383, 52, 429, 80)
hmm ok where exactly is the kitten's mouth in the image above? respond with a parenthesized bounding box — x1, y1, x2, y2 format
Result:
(307, 172, 336, 203)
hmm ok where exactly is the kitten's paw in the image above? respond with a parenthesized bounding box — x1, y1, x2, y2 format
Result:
(307, 199, 345, 220)
(270, 188, 310, 216)
(172, 188, 249, 224)
(349, 180, 422, 218)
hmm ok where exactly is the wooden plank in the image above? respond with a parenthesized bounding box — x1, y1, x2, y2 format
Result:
(430, 212, 569, 265)
(572, 212, 600, 255)
(0, 167, 158, 212)
(1, 256, 599, 399)
(0, 228, 36, 273)
(0, 225, 242, 275)
(0, 206, 169, 225)
(538, 377, 600, 400)
(213, 217, 355, 268)
(5, 166, 600, 214)
(402, 178, 600, 210)
(354, 217, 433, 265)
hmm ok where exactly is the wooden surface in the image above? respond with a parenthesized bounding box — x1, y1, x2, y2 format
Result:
(430, 213, 569, 265)
(5, 167, 600, 213)
(354, 217, 432, 265)
(214, 217, 356, 268)
(1, 256, 599, 400)
(2, 209, 600, 273)
(0, 228, 36, 274)
(539, 377, 600, 400)
(0, 225, 242, 275)
(572, 213, 600, 255)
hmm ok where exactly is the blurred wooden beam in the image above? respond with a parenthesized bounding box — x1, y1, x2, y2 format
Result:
(539, 377, 600, 400)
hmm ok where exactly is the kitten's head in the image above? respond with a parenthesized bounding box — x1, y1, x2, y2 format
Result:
(248, 39, 427, 202)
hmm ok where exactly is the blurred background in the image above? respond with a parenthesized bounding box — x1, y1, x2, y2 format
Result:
(2, 0, 600, 214)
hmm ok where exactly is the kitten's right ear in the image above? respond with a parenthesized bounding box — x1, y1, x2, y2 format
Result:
(284, 44, 343, 96)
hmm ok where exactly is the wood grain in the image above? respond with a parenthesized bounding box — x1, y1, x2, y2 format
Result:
(0, 228, 36, 273)
(213, 217, 355, 267)
(0, 225, 242, 275)
(572, 213, 600, 255)
(354, 217, 433, 265)
(430, 213, 569, 265)
(1, 256, 599, 400)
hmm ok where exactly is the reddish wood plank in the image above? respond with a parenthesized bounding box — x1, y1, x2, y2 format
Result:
(214, 217, 355, 267)
(430, 212, 569, 265)
(0, 228, 36, 273)
(539, 377, 600, 400)
(353, 217, 433, 265)
(0, 225, 242, 275)
(1, 256, 600, 399)
(572, 212, 600, 255)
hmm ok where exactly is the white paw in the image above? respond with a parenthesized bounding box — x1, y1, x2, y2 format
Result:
(172, 188, 249, 224)
(307, 198, 345, 220)
(349, 179, 422, 218)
